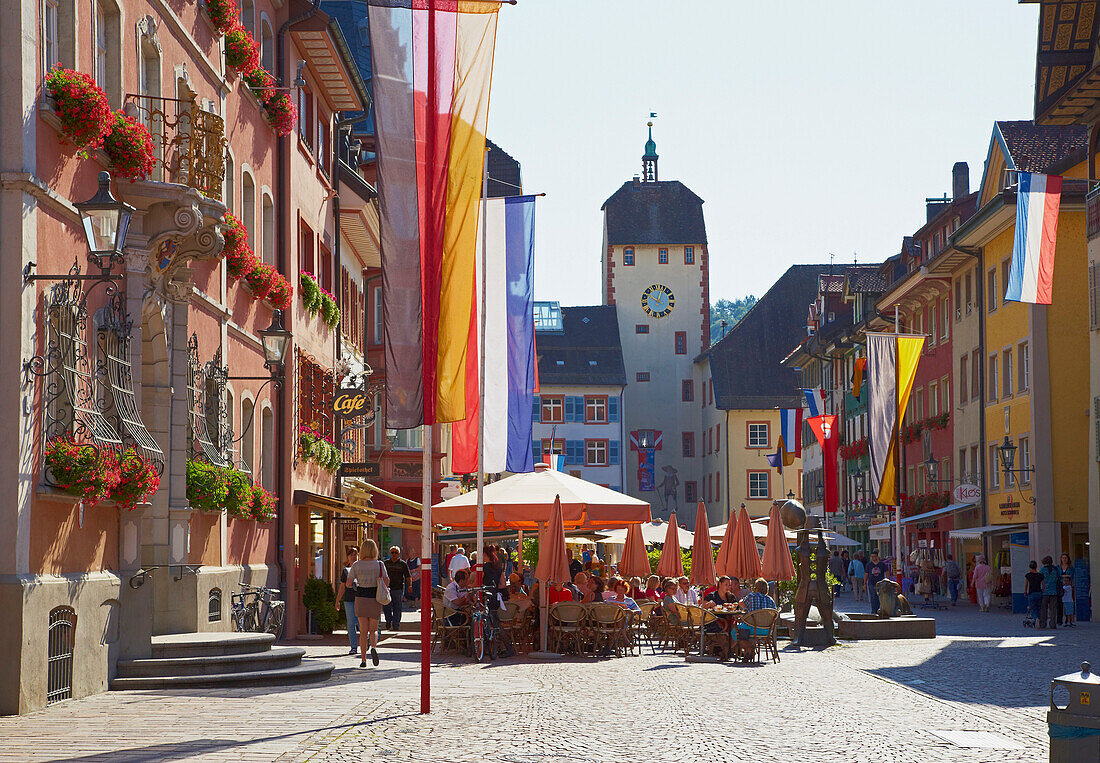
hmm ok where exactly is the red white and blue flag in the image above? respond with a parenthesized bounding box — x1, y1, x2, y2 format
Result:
(1006, 172, 1061, 305)
(779, 408, 802, 464)
(802, 389, 826, 418)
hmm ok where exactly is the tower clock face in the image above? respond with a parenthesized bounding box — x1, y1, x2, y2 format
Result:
(641, 284, 675, 318)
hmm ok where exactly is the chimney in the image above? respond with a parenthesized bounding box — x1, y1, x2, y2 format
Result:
(632, 175, 640, 189)
(952, 161, 969, 200)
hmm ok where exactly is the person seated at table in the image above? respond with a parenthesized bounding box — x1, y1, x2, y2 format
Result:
(628, 577, 647, 600)
(674, 576, 699, 605)
(728, 576, 746, 602)
(443, 569, 471, 626)
(505, 573, 532, 610)
(660, 579, 680, 617)
(606, 577, 640, 611)
(734, 578, 777, 660)
(568, 572, 588, 602)
(703, 576, 740, 609)
(644, 575, 662, 601)
(585, 575, 606, 603)
(547, 580, 574, 605)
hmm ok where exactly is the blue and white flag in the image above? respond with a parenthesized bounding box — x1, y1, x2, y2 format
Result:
(802, 389, 826, 418)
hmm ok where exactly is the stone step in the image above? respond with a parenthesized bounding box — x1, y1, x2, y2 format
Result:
(151, 632, 276, 659)
(116, 646, 307, 678)
(110, 659, 334, 691)
(382, 633, 423, 650)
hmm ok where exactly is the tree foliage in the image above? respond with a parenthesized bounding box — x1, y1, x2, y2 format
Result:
(709, 296, 757, 344)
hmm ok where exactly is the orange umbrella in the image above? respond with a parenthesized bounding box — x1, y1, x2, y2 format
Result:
(655, 511, 684, 578)
(728, 505, 762, 581)
(689, 502, 716, 586)
(535, 495, 570, 583)
(619, 522, 650, 579)
(714, 506, 738, 577)
(761, 503, 796, 581)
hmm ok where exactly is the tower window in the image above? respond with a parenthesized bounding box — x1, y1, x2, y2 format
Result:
(635, 324, 649, 334)
(681, 380, 694, 402)
(623, 248, 634, 266)
(636, 372, 650, 382)
(674, 331, 686, 354)
(684, 246, 694, 265)
(658, 248, 668, 264)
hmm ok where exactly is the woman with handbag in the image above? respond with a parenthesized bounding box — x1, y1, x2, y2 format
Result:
(347, 539, 390, 667)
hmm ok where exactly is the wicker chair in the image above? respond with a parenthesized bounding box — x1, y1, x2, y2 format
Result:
(588, 603, 628, 657)
(497, 602, 521, 654)
(741, 608, 781, 664)
(548, 602, 586, 655)
(684, 605, 726, 659)
(432, 598, 468, 654)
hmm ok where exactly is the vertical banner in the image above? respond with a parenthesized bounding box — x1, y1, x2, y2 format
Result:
(1006, 171, 1061, 305)
(867, 333, 924, 506)
(807, 415, 839, 513)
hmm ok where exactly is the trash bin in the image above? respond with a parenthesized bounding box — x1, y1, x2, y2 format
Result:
(1048, 662, 1100, 761)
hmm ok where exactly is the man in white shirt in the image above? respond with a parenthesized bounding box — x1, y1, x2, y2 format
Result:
(674, 576, 699, 605)
(448, 546, 471, 581)
(443, 569, 470, 625)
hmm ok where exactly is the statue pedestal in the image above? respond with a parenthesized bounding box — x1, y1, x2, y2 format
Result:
(780, 613, 834, 646)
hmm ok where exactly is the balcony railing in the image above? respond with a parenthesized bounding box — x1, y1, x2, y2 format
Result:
(1087, 185, 1100, 241)
(123, 94, 226, 200)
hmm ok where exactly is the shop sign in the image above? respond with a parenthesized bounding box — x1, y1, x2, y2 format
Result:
(341, 521, 359, 542)
(953, 483, 982, 504)
(998, 499, 1020, 517)
(869, 526, 891, 540)
(338, 462, 380, 479)
(332, 388, 371, 420)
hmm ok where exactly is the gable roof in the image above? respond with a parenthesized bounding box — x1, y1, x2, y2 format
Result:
(703, 264, 833, 410)
(601, 180, 707, 245)
(536, 306, 626, 387)
(995, 120, 1088, 173)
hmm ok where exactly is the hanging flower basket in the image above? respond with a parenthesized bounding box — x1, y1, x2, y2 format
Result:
(111, 448, 160, 510)
(266, 273, 294, 310)
(250, 484, 277, 522)
(44, 66, 112, 155)
(264, 92, 297, 137)
(300, 272, 322, 314)
(242, 68, 275, 104)
(44, 438, 121, 507)
(320, 292, 340, 330)
(224, 25, 260, 74)
(102, 110, 155, 182)
(186, 460, 230, 513)
(298, 424, 340, 472)
(222, 212, 256, 280)
(224, 469, 254, 519)
(204, 0, 239, 35)
(243, 261, 277, 300)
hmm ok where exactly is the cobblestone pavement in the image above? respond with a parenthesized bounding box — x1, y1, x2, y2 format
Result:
(0, 598, 1089, 763)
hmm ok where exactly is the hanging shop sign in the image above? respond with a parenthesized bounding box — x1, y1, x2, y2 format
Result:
(333, 388, 371, 420)
(953, 483, 982, 504)
(338, 462, 381, 479)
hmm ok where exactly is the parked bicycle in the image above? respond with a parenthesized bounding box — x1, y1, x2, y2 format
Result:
(459, 585, 505, 662)
(231, 582, 286, 639)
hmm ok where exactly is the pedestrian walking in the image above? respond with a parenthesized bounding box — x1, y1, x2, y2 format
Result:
(865, 552, 889, 613)
(840, 550, 851, 590)
(943, 554, 962, 606)
(334, 546, 359, 655)
(347, 539, 389, 667)
(1057, 553, 1074, 626)
(1024, 560, 1043, 625)
(383, 546, 411, 631)
(1062, 574, 1076, 627)
(448, 546, 470, 582)
(972, 554, 993, 612)
(828, 549, 846, 597)
(848, 552, 865, 603)
(1039, 555, 1061, 629)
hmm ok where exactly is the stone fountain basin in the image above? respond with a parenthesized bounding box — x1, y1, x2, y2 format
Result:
(834, 612, 936, 640)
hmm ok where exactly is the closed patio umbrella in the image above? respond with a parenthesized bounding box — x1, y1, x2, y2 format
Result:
(618, 522, 650, 579)
(714, 509, 738, 577)
(761, 503, 796, 581)
(655, 511, 684, 578)
(728, 505, 762, 581)
(533, 495, 570, 656)
(689, 502, 716, 586)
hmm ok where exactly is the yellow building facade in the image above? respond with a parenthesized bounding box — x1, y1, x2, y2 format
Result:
(722, 408, 802, 522)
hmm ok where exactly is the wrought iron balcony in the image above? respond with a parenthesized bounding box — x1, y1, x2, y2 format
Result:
(123, 94, 226, 201)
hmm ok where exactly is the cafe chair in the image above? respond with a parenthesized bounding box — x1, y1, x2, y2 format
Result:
(741, 608, 781, 664)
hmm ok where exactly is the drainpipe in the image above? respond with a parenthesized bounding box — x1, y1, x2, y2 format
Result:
(276, 0, 321, 629)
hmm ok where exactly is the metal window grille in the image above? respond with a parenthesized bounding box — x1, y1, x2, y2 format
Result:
(187, 335, 230, 466)
(99, 302, 164, 471)
(47, 607, 76, 704)
(1090, 263, 1100, 330)
(208, 588, 222, 622)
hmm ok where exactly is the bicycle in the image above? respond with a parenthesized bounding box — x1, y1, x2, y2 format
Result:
(459, 586, 503, 662)
(231, 583, 286, 640)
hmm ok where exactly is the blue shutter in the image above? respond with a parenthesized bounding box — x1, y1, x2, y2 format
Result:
(567, 440, 584, 465)
(611, 485, 621, 493)
(609, 440, 620, 465)
(608, 396, 619, 422)
(532, 396, 541, 422)
(563, 397, 574, 422)
(533, 440, 541, 463)
(574, 396, 586, 422)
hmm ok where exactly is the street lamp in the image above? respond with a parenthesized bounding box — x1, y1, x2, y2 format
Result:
(257, 309, 292, 374)
(786, 490, 794, 500)
(75, 171, 135, 273)
(997, 436, 1035, 504)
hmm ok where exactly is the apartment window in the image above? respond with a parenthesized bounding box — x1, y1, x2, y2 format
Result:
(954, 280, 963, 321)
(940, 298, 950, 340)
(636, 372, 650, 382)
(681, 380, 694, 402)
(541, 439, 565, 456)
(971, 349, 981, 400)
(317, 111, 330, 175)
(1020, 436, 1031, 485)
(959, 355, 968, 404)
(941, 375, 950, 412)
(1002, 259, 1012, 303)
(658, 248, 668, 264)
(685, 481, 698, 502)
(261, 194, 274, 266)
(635, 324, 649, 334)
(585, 439, 608, 467)
(927, 307, 936, 346)
(748, 422, 769, 448)
(94, 3, 107, 86)
(914, 388, 924, 421)
(299, 220, 314, 275)
(674, 331, 686, 355)
(716, 472, 721, 501)
(1018, 341, 1029, 392)
(623, 248, 634, 266)
(541, 396, 563, 423)
(989, 444, 1000, 490)
(298, 87, 313, 146)
(684, 246, 695, 264)
(584, 396, 607, 423)
(682, 432, 695, 458)
(988, 354, 998, 401)
(1002, 349, 1013, 398)
(372, 286, 383, 344)
(965, 270, 973, 314)
(715, 423, 721, 451)
(970, 446, 979, 487)
(987, 268, 997, 312)
(318, 243, 333, 293)
(959, 448, 968, 482)
(748, 471, 770, 499)
(242, 173, 256, 248)
(929, 382, 939, 417)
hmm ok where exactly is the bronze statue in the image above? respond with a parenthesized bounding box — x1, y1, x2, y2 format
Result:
(875, 579, 913, 618)
(791, 520, 835, 646)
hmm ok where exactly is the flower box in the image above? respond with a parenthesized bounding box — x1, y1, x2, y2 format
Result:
(44, 67, 112, 155)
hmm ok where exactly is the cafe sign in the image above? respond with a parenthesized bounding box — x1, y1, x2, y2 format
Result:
(953, 483, 982, 504)
(332, 388, 370, 420)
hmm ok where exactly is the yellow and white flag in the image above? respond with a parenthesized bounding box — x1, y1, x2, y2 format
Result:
(867, 333, 924, 506)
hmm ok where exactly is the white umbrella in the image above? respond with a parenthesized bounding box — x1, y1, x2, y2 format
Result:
(710, 522, 796, 542)
(599, 519, 694, 549)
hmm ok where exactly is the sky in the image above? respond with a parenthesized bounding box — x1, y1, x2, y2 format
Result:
(488, 1, 1042, 306)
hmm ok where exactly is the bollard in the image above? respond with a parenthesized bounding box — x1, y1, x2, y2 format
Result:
(1048, 661, 1100, 761)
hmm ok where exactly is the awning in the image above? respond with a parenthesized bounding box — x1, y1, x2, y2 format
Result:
(901, 502, 974, 525)
(949, 524, 1026, 540)
(293, 489, 422, 531)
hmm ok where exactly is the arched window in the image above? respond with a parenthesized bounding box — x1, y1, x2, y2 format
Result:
(224, 152, 235, 213)
(42, 0, 75, 72)
(240, 0, 255, 37)
(47, 607, 76, 704)
(241, 172, 255, 250)
(241, 398, 254, 475)
(260, 15, 274, 72)
(261, 194, 274, 266)
(261, 406, 274, 490)
(91, 0, 121, 106)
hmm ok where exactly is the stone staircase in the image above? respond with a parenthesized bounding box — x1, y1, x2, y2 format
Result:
(110, 632, 334, 691)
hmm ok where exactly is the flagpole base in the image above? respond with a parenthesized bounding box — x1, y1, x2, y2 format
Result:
(528, 651, 562, 660)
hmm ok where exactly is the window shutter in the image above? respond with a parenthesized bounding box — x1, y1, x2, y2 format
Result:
(1090, 263, 1099, 330)
(609, 440, 620, 465)
(533, 440, 541, 463)
(532, 396, 540, 422)
(563, 397, 574, 422)
(573, 396, 585, 422)
(567, 440, 583, 465)
(608, 396, 619, 422)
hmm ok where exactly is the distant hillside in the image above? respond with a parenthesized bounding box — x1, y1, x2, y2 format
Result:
(710, 296, 757, 343)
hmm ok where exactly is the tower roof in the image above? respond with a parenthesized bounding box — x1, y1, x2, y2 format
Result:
(601, 180, 706, 245)
(643, 122, 658, 160)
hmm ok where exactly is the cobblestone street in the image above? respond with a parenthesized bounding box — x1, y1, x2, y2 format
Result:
(1, 597, 1088, 762)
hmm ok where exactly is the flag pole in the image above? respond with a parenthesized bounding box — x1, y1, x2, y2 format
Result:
(893, 306, 902, 575)
(476, 150, 488, 582)
(419, 423, 432, 714)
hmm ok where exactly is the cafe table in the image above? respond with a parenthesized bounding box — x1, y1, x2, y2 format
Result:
(685, 605, 743, 663)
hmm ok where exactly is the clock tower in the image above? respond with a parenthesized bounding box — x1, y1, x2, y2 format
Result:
(600, 125, 710, 517)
